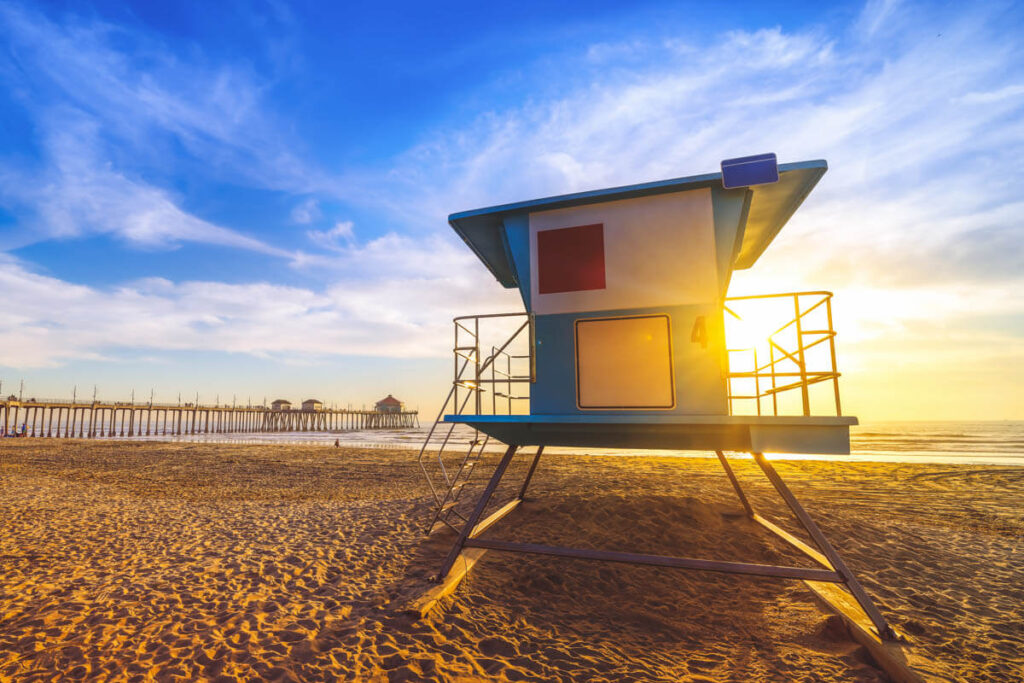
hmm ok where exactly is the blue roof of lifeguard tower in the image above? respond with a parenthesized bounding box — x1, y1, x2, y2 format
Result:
(449, 159, 826, 288)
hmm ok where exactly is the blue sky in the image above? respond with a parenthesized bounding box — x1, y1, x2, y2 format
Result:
(1, 0, 1022, 419)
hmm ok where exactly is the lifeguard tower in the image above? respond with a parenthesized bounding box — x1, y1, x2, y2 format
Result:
(415, 155, 898, 642)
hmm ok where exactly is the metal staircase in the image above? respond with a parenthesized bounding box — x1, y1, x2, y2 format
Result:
(417, 312, 533, 534)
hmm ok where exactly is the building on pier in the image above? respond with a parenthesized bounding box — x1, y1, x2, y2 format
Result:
(271, 399, 292, 411)
(375, 394, 403, 413)
(301, 399, 324, 411)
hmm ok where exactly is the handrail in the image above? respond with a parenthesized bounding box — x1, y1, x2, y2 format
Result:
(764, 295, 831, 340)
(725, 290, 833, 301)
(724, 291, 842, 417)
(453, 311, 530, 322)
(440, 295, 840, 420)
(449, 312, 532, 418)
(417, 311, 534, 512)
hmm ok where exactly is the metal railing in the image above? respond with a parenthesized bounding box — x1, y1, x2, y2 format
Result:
(417, 312, 534, 532)
(724, 291, 842, 417)
(452, 312, 534, 417)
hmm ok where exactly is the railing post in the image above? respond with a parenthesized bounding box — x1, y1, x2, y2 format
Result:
(528, 313, 536, 383)
(453, 319, 460, 415)
(825, 296, 842, 416)
(753, 348, 761, 416)
(726, 356, 734, 416)
(506, 349, 513, 415)
(474, 317, 481, 415)
(793, 294, 810, 416)
(770, 343, 778, 416)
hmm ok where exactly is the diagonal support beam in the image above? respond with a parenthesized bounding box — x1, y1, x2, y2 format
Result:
(716, 451, 915, 674)
(751, 452, 896, 640)
(437, 443, 518, 579)
(518, 446, 545, 500)
(408, 498, 523, 618)
(715, 450, 754, 517)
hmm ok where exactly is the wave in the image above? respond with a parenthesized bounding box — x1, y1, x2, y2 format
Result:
(125, 420, 1024, 465)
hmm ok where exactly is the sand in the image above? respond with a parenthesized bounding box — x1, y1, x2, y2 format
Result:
(0, 441, 1021, 682)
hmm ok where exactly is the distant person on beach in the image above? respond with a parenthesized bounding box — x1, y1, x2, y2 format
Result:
(334, 439, 340, 448)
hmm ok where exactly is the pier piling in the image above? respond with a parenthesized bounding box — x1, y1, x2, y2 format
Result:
(1, 399, 418, 439)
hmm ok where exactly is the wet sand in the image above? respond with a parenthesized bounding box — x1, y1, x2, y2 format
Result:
(0, 440, 1021, 681)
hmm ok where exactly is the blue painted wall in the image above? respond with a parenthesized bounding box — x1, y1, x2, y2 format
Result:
(531, 304, 727, 416)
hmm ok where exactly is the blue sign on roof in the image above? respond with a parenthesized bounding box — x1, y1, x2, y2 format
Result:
(721, 153, 779, 189)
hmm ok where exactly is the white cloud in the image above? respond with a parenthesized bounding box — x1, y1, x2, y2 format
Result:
(307, 221, 356, 251)
(0, 236, 519, 367)
(0, 3, 321, 194)
(857, 0, 904, 38)
(0, 111, 290, 257)
(290, 198, 322, 225)
(0, 2, 329, 260)
(0, 2, 345, 259)
(956, 84, 1024, 105)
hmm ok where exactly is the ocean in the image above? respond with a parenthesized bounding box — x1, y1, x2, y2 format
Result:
(128, 420, 1024, 466)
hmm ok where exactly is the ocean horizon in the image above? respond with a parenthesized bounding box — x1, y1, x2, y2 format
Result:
(123, 419, 1024, 466)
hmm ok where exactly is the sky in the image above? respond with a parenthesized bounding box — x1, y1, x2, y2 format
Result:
(0, 0, 1021, 421)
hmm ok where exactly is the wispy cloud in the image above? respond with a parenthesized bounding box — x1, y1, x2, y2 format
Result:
(0, 246, 517, 368)
(856, 0, 904, 38)
(306, 221, 356, 252)
(291, 198, 322, 225)
(0, 2, 317, 192)
(0, 110, 290, 256)
(0, 2, 332, 257)
(956, 83, 1024, 105)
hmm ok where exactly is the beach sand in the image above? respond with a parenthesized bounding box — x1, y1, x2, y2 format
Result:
(0, 441, 1021, 681)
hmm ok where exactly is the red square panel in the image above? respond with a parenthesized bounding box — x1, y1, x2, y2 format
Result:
(537, 223, 606, 294)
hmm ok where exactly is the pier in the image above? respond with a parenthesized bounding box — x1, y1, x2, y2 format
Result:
(0, 399, 419, 438)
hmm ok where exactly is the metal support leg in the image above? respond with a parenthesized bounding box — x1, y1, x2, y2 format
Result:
(751, 452, 896, 640)
(438, 443, 519, 580)
(715, 450, 754, 517)
(517, 446, 545, 500)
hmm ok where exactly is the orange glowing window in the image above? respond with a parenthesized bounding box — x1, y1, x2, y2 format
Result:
(575, 315, 675, 409)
